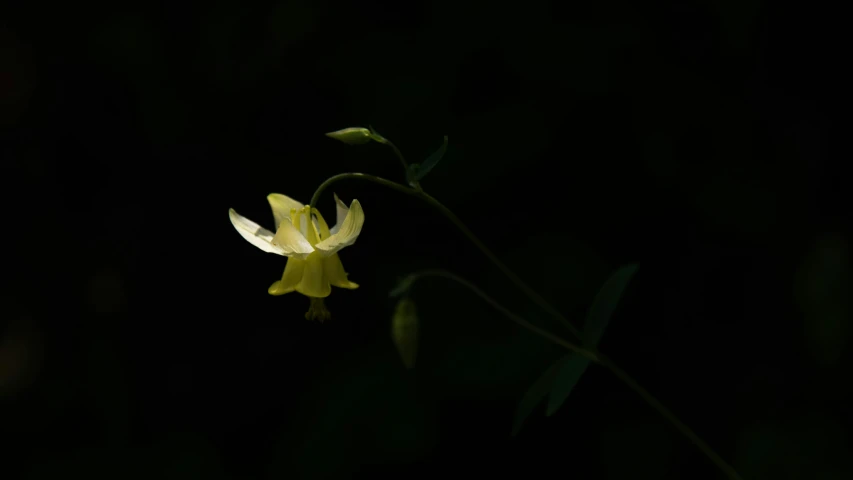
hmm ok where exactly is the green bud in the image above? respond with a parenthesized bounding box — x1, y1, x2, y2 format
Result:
(325, 127, 372, 145)
(391, 297, 419, 369)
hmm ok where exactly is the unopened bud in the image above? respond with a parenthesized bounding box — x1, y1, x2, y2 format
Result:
(325, 127, 372, 145)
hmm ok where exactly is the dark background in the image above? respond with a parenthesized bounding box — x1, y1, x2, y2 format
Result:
(2, 0, 850, 479)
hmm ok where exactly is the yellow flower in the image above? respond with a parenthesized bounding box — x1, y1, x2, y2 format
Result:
(228, 193, 364, 321)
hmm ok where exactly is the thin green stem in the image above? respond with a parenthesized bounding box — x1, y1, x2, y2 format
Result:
(309, 172, 745, 480)
(407, 269, 743, 480)
(308, 173, 581, 340)
(367, 127, 422, 190)
(309, 173, 418, 212)
(406, 269, 598, 361)
(414, 191, 581, 339)
(387, 142, 420, 187)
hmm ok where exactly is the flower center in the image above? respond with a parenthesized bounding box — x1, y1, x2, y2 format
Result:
(290, 206, 331, 246)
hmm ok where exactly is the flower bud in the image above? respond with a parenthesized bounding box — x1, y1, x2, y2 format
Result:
(391, 297, 419, 369)
(325, 127, 372, 145)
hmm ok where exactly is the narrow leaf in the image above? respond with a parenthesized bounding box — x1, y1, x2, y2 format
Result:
(415, 136, 448, 180)
(545, 264, 639, 418)
(405, 164, 421, 187)
(546, 354, 591, 416)
(584, 264, 639, 347)
(512, 358, 562, 436)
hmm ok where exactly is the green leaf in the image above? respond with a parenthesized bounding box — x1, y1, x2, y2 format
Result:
(415, 136, 448, 180)
(584, 264, 639, 347)
(546, 354, 591, 416)
(512, 358, 562, 436)
(545, 264, 639, 418)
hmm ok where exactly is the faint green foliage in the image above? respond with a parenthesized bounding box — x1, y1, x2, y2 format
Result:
(737, 412, 852, 479)
(795, 233, 851, 367)
(518, 264, 639, 425)
(583, 264, 639, 348)
(545, 354, 588, 417)
(267, 352, 436, 479)
(388, 274, 416, 299)
(511, 359, 560, 436)
(482, 233, 610, 332)
(598, 422, 674, 479)
(391, 297, 419, 369)
(416, 279, 558, 397)
(482, 234, 606, 432)
(407, 135, 448, 184)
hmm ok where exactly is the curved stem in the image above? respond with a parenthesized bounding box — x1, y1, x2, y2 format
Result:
(309, 173, 419, 212)
(597, 352, 745, 480)
(387, 142, 422, 190)
(408, 269, 744, 480)
(309, 173, 745, 480)
(414, 191, 581, 339)
(367, 127, 422, 190)
(406, 269, 598, 361)
(309, 173, 581, 340)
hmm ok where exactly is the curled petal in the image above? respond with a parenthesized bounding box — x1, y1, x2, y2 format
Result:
(271, 218, 314, 259)
(330, 193, 349, 235)
(314, 199, 364, 256)
(267, 194, 304, 230)
(311, 208, 332, 240)
(229, 208, 286, 255)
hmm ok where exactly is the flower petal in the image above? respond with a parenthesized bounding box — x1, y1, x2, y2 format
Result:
(324, 253, 359, 289)
(269, 257, 305, 295)
(295, 252, 331, 298)
(330, 193, 349, 235)
(271, 218, 314, 259)
(315, 199, 364, 256)
(229, 208, 286, 255)
(267, 194, 304, 230)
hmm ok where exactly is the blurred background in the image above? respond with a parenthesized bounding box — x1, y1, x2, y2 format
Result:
(1, 0, 850, 478)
